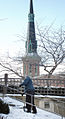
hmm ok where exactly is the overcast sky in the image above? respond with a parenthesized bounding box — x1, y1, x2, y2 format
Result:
(0, 0, 65, 56)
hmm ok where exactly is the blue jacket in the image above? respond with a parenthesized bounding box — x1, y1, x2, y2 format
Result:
(20, 76, 35, 93)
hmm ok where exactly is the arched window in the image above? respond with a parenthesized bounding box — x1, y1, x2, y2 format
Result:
(29, 40, 32, 53)
(35, 64, 37, 75)
(24, 64, 26, 76)
(29, 44, 32, 52)
(29, 64, 32, 73)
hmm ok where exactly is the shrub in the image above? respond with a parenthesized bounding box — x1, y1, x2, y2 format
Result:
(0, 99, 10, 114)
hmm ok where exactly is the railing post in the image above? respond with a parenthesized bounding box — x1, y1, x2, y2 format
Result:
(3, 73, 8, 97)
(5, 73, 8, 86)
(64, 80, 65, 87)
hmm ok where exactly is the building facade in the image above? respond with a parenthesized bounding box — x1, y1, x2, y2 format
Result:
(22, 0, 41, 77)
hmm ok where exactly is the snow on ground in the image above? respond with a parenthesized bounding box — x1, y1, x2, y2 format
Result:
(0, 96, 65, 119)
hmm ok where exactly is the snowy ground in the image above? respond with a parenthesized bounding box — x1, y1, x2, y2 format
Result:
(0, 96, 65, 119)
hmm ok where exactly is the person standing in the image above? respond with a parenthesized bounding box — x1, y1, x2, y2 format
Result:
(19, 76, 37, 113)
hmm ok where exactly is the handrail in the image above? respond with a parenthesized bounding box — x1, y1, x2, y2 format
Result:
(0, 74, 65, 118)
(1, 85, 65, 118)
(0, 77, 65, 87)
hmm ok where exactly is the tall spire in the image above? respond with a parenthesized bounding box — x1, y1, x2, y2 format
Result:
(30, 0, 33, 13)
(22, 0, 41, 77)
(25, 0, 37, 54)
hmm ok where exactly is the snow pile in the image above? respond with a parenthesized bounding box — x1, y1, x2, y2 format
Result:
(0, 96, 65, 119)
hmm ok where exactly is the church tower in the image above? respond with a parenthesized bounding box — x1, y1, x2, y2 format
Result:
(22, 0, 41, 77)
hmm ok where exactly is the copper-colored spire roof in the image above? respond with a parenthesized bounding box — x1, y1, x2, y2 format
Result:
(25, 0, 37, 54)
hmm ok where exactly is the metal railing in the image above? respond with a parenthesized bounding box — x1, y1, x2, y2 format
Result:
(0, 74, 65, 88)
(0, 74, 65, 118)
(0, 74, 65, 96)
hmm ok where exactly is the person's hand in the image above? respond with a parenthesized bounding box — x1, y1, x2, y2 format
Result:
(22, 93, 23, 96)
(19, 84, 21, 87)
(22, 93, 24, 96)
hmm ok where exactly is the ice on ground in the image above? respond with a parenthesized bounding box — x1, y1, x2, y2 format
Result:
(0, 96, 65, 119)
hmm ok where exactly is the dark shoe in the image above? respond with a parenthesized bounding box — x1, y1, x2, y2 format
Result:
(27, 110, 31, 113)
(23, 106, 31, 113)
(32, 111, 37, 114)
(32, 106, 37, 114)
(23, 106, 27, 112)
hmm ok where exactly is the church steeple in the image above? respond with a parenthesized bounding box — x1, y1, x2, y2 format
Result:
(23, 0, 41, 77)
(25, 0, 37, 54)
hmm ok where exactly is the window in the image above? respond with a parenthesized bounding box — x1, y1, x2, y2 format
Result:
(35, 64, 37, 74)
(44, 102, 50, 108)
(29, 40, 32, 53)
(29, 64, 32, 73)
(24, 64, 26, 76)
(29, 44, 32, 52)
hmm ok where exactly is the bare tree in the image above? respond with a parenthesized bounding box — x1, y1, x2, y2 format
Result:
(0, 17, 25, 78)
(0, 19, 65, 78)
(0, 53, 24, 78)
(37, 25, 65, 77)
